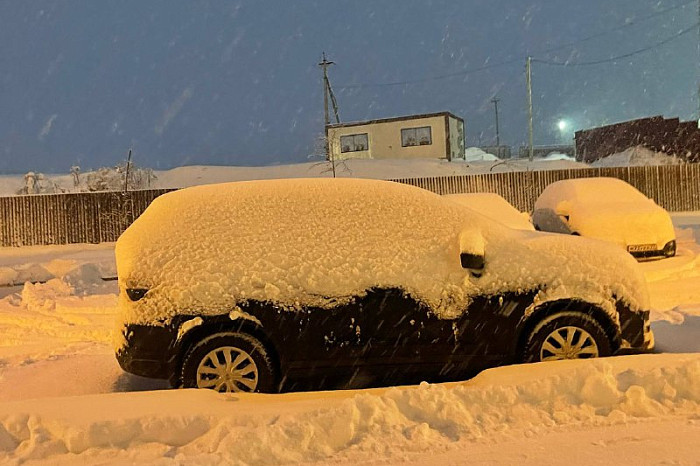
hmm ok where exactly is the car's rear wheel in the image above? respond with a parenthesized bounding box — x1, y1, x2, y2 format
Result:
(181, 332, 277, 393)
(520, 311, 611, 363)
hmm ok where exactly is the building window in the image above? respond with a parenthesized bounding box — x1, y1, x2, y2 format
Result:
(401, 126, 432, 147)
(340, 133, 369, 153)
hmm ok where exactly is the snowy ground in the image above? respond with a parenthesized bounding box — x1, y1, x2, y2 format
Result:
(0, 214, 699, 464)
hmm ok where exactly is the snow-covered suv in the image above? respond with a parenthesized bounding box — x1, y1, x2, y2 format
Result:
(115, 178, 654, 393)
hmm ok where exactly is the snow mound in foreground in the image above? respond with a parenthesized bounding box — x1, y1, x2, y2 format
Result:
(0, 354, 697, 464)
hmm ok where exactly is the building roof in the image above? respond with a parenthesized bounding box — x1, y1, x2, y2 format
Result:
(326, 111, 463, 130)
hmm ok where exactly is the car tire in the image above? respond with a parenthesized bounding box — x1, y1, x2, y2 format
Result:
(520, 311, 611, 363)
(181, 332, 278, 393)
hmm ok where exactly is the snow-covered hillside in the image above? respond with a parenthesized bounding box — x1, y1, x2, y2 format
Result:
(1, 145, 684, 197)
(0, 155, 589, 196)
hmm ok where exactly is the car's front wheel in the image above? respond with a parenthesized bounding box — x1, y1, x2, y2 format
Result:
(520, 311, 612, 363)
(181, 332, 278, 393)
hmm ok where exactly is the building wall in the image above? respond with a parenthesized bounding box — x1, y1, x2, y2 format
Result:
(328, 115, 448, 161)
(448, 116, 465, 160)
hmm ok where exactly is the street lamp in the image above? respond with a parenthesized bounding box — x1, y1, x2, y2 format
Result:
(557, 120, 568, 132)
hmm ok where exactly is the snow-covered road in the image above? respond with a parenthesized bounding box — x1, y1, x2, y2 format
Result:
(0, 214, 699, 464)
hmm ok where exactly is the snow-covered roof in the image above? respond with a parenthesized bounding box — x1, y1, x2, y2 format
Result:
(116, 178, 649, 326)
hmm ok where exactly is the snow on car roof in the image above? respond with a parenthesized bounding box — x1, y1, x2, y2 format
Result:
(116, 178, 649, 327)
(535, 177, 648, 210)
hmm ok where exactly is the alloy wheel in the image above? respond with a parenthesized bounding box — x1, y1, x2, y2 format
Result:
(540, 326, 599, 361)
(196, 346, 259, 392)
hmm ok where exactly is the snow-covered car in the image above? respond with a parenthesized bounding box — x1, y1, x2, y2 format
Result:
(444, 193, 534, 231)
(115, 178, 653, 393)
(532, 177, 676, 259)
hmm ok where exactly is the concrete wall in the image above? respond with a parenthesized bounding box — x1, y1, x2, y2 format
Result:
(448, 116, 465, 160)
(327, 115, 448, 161)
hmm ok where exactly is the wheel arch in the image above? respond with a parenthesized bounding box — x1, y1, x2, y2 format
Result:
(173, 315, 282, 388)
(516, 299, 621, 358)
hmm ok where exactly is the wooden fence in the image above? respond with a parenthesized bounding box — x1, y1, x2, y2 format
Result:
(1, 165, 699, 247)
(0, 189, 173, 247)
(393, 164, 700, 213)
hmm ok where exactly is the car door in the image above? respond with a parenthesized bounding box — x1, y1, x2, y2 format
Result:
(357, 288, 469, 369)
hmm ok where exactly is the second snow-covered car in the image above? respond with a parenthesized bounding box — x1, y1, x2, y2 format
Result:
(115, 178, 653, 393)
(444, 193, 534, 231)
(532, 177, 676, 259)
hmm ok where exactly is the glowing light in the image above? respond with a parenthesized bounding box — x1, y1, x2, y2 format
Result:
(558, 120, 568, 131)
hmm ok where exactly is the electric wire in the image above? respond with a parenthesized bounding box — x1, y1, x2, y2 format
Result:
(533, 22, 699, 67)
(335, 0, 695, 90)
(537, 0, 694, 55)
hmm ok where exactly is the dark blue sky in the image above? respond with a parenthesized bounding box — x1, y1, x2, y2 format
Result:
(0, 0, 697, 173)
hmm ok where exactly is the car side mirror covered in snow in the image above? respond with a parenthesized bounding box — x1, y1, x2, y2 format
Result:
(460, 252, 485, 270)
(459, 228, 485, 274)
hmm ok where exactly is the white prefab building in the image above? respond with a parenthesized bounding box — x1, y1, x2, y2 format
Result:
(326, 112, 465, 161)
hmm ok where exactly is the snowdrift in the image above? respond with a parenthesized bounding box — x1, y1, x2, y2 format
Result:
(0, 354, 698, 464)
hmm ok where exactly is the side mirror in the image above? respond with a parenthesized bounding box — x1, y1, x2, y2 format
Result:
(459, 228, 485, 275)
(460, 252, 484, 270)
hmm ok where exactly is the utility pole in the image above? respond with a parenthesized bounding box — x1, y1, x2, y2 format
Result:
(526, 56, 534, 161)
(318, 52, 340, 125)
(319, 52, 334, 128)
(318, 52, 341, 166)
(491, 97, 501, 147)
(123, 148, 132, 193)
(318, 52, 340, 173)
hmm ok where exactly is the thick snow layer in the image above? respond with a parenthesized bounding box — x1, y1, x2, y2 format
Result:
(534, 177, 675, 249)
(541, 152, 575, 161)
(0, 354, 698, 464)
(0, 242, 116, 288)
(115, 179, 649, 331)
(444, 193, 534, 230)
(592, 146, 684, 167)
(464, 147, 499, 162)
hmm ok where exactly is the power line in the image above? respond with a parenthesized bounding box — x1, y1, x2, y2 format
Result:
(538, 0, 695, 56)
(335, 0, 694, 90)
(336, 57, 522, 90)
(533, 22, 698, 67)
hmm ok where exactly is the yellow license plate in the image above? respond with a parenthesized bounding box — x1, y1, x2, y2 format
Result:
(628, 244, 656, 252)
